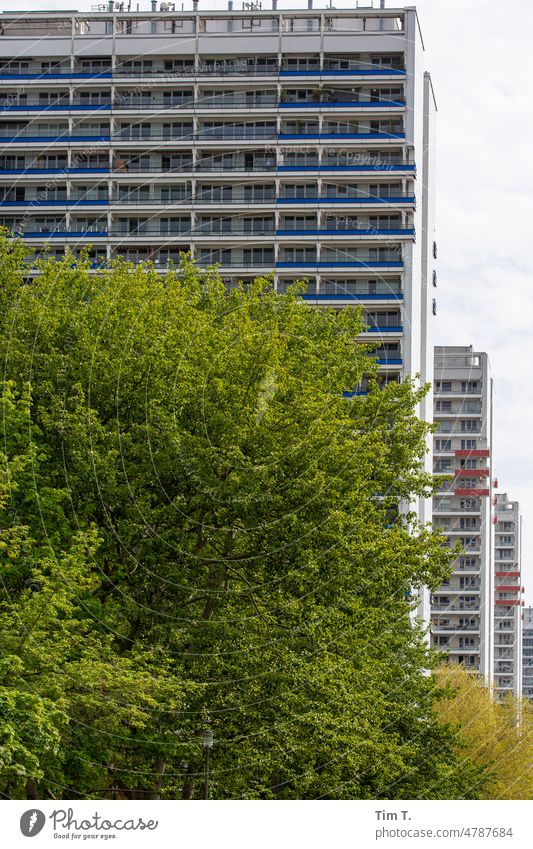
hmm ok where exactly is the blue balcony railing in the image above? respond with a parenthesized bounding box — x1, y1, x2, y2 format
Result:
(0, 103, 112, 112)
(276, 260, 403, 269)
(365, 326, 403, 333)
(277, 196, 414, 205)
(276, 228, 414, 236)
(0, 167, 109, 175)
(278, 164, 415, 172)
(0, 134, 110, 143)
(0, 199, 108, 207)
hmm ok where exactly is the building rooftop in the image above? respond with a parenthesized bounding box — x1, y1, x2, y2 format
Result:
(0, 1, 408, 15)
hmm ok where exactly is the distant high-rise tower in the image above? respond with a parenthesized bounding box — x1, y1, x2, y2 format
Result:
(522, 607, 533, 701)
(431, 346, 494, 682)
(493, 494, 523, 698)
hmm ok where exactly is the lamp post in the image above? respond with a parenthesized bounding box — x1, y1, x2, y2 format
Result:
(202, 727, 214, 800)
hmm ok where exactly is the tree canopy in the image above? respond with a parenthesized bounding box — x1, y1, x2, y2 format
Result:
(435, 665, 533, 800)
(0, 237, 481, 799)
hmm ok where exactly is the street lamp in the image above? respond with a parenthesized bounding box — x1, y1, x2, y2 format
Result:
(202, 727, 214, 800)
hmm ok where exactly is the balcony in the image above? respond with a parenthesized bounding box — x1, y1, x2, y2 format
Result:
(276, 256, 403, 269)
(109, 233, 190, 242)
(195, 227, 275, 237)
(12, 228, 107, 238)
(434, 388, 482, 397)
(0, 197, 109, 208)
(108, 63, 406, 80)
(276, 227, 414, 237)
(278, 131, 406, 140)
(433, 504, 481, 514)
(277, 195, 415, 205)
(363, 325, 403, 334)
(302, 281, 402, 301)
(115, 96, 278, 111)
(0, 62, 111, 80)
(279, 157, 415, 173)
(0, 130, 110, 142)
(195, 162, 277, 172)
(279, 99, 405, 109)
(455, 449, 490, 458)
(435, 525, 480, 535)
(113, 194, 191, 205)
(0, 99, 112, 113)
(444, 648, 480, 655)
(0, 165, 110, 176)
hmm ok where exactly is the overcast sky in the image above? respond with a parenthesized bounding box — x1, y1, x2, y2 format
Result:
(3, 0, 532, 601)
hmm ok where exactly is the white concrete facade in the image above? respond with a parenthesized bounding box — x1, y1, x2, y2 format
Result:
(431, 346, 494, 683)
(493, 493, 523, 699)
(522, 607, 533, 701)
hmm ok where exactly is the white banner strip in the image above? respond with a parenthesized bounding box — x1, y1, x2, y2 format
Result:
(2, 800, 531, 849)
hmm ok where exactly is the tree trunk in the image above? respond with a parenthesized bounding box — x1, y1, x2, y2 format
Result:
(25, 778, 39, 800)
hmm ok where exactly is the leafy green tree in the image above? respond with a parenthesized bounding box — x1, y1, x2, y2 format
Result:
(435, 665, 533, 800)
(0, 236, 479, 799)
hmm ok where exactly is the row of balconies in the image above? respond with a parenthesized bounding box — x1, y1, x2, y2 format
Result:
(0, 54, 406, 79)
(0, 119, 405, 142)
(0, 150, 415, 175)
(0, 88, 406, 112)
(0, 184, 412, 203)
(21, 253, 401, 300)
(15, 233, 403, 262)
(19, 256, 404, 298)
(0, 195, 412, 225)
(13, 237, 405, 273)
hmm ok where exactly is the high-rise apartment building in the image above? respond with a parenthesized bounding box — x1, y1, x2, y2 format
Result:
(522, 607, 533, 701)
(492, 493, 523, 698)
(0, 10, 436, 467)
(431, 346, 494, 682)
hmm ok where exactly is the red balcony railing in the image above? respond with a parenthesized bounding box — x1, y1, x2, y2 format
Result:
(455, 449, 490, 457)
